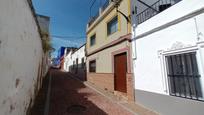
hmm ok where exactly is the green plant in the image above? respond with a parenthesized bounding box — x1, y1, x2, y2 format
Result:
(40, 30, 53, 53)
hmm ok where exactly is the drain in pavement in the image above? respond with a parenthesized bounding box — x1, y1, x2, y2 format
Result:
(67, 105, 87, 114)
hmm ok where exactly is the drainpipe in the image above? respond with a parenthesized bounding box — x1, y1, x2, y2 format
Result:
(131, 0, 138, 102)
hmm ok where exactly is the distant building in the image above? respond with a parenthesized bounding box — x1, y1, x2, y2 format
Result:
(131, 0, 204, 114)
(63, 49, 76, 72)
(86, 0, 134, 101)
(64, 44, 86, 81)
(57, 47, 77, 70)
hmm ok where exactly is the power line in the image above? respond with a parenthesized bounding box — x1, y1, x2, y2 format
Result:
(51, 35, 86, 39)
(89, 0, 94, 5)
(90, 0, 97, 17)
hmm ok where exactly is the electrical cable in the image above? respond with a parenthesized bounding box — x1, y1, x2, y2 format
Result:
(51, 35, 86, 39)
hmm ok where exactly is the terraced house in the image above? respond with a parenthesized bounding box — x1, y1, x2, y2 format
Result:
(64, 44, 86, 81)
(86, 0, 134, 101)
(131, 0, 204, 114)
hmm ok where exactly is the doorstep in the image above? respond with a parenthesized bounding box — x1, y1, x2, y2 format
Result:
(114, 91, 128, 102)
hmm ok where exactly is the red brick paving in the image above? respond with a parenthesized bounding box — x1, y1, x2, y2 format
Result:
(49, 69, 134, 115)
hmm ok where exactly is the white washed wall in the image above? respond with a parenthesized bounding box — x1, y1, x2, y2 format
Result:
(133, 0, 204, 36)
(64, 45, 86, 72)
(131, 0, 204, 94)
(0, 0, 43, 115)
(64, 51, 73, 72)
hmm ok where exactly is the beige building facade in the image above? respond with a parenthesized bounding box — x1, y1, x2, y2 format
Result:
(86, 0, 134, 101)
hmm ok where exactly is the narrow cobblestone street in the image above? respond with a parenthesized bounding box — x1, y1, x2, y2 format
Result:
(48, 69, 133, 115)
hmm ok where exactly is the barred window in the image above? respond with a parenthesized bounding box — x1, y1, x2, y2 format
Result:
(166, 52, 203, 100)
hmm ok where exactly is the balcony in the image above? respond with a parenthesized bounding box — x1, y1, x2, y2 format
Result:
(88, 0, 110, 27)
(88, 11, 99, 27)
(136, 0, 182, 25)
(101, 0, 110, 12)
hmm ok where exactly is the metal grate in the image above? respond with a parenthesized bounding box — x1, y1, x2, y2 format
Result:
(136, 0, 181, 24)
(101, 0, 110, 12)
(166, 52, 203, 101)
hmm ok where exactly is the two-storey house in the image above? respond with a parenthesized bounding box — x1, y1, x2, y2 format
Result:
(131, 0, 204, 114)
(86, 0, 134, 101)
(64, 44, 86, 81)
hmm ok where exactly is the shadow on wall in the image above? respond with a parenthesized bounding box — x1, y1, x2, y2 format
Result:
(49, 69, 107, 115)
(69, 63, 87, 81)
(28, 71, 50, 115)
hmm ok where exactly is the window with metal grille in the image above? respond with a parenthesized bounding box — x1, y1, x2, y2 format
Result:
(89, 60, 96, 73)
(166, 52, 203, 100)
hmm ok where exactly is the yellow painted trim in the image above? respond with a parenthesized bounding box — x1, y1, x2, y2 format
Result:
(106, 13, 117, 26)
(128, 0, 131, 33)
(118, 14, 121, 32)
(87, 4, 115, 34)
(128, 0, 131, 15)
(105, 13, 120, 38)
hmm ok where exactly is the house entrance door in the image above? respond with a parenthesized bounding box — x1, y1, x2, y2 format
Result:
(114, 53, 127, 93)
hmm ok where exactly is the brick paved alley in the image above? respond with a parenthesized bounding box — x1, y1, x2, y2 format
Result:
(48, 69, 134, 115)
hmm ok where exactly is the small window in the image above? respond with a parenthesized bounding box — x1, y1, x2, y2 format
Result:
(166, 52, 203, 100)
(81, 58, 85, 68)
(107, 16, 118, 35)
(90, 34, 96, 46)
(89, 60, 96, 73)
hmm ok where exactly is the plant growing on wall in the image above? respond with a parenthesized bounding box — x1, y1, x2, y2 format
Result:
(40, 30, 53, 53)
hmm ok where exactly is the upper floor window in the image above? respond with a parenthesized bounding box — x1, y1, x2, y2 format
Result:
(107, 16, 118, 36)
(90, 34, 96, 46)
(166, 52, 203, 101)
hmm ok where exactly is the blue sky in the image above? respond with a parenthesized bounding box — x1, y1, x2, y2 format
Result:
(33, 0, 106, 57)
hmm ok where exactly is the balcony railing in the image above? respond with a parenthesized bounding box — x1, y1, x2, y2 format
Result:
(137, 0, 181, 25)
(88, 0, 110, 27)
(88, 11, 99, 27)
(101, 0, 110, 12)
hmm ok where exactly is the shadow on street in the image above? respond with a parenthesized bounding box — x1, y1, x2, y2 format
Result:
(49, 69, 107, 115)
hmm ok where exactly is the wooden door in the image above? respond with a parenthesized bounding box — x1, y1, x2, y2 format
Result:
(114, 53, 127, 93)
